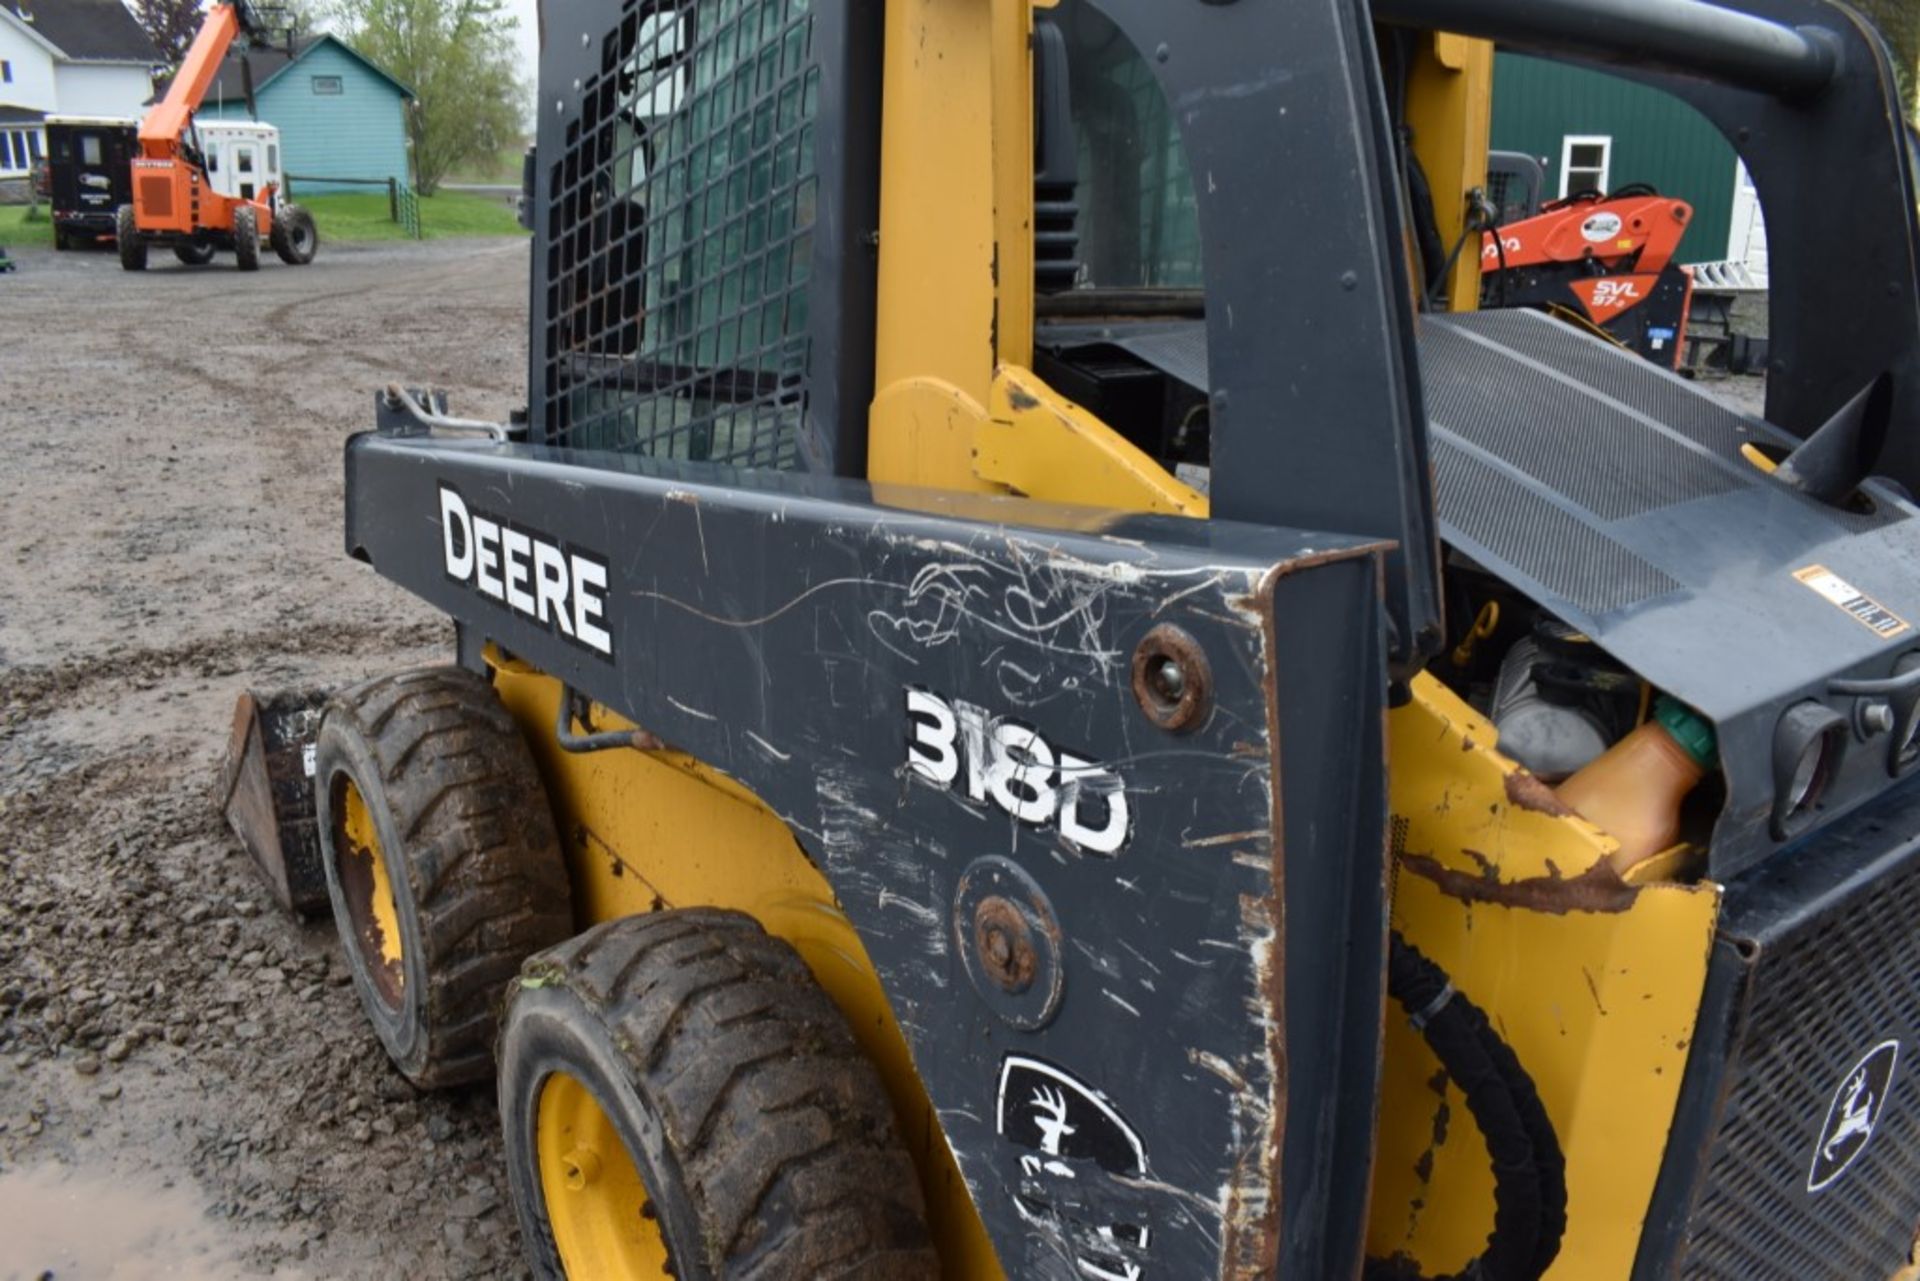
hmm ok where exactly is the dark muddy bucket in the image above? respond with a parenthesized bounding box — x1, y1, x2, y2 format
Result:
(221, 689, 331, 917)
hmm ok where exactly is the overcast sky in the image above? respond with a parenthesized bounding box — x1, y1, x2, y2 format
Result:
(503, 0, 539, 125)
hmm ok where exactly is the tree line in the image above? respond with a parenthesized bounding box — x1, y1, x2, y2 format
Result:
(128, 0, 1920, 197)
(132, 0, 523, 194)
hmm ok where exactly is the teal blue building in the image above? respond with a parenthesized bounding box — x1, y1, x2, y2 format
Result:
(198, 35, 413, 195)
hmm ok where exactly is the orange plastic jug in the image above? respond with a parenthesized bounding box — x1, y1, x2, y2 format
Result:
(1555, 697, 1716, 874)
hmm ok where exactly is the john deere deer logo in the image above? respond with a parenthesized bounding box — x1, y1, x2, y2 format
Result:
(1824, 1072, 1876, 1160)
(1809, 1041, 1900, 1193)
(1028, 1085, 1078, 1178)
(997, 1056, 1151, 1280)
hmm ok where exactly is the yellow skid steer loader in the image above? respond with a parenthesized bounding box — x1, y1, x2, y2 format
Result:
(224, 0, 1920, 1276)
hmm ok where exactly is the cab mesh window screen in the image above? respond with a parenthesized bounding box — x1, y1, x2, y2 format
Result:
(543, 0, 820, 468)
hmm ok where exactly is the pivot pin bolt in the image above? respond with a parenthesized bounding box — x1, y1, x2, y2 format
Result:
(1131, 624, 1213, 733)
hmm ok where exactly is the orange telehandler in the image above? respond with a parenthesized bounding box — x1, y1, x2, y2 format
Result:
(117, 1, 317, 272)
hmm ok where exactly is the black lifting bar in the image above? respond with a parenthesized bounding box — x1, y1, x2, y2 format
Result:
(1371, 0, 1839, 98)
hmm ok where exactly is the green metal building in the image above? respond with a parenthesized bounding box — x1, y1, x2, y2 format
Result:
(1490, 51, 1753, 267)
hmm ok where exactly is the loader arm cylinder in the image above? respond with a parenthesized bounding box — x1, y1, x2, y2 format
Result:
(1372, 0, 1837, 97)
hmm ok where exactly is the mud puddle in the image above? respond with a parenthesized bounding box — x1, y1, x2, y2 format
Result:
(0, 1160, 302, 1279)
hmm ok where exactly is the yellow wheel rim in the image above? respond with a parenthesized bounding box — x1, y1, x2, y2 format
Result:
(538, 1072, 674, 1278)
(334, 776, 405, 1006)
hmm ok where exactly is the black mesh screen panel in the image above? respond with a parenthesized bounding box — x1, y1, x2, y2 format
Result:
(1430, 435, 1683, 614)
(1452, 309, 1765, 459)
(533, 0, 878, 473)
(1635, 801, 1920, 1279)
(1677, 862, 1920, 1278)
(1421, 319, 1742, 520)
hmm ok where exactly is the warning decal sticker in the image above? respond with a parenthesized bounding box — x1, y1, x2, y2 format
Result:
(1794, 565, 1911, 640)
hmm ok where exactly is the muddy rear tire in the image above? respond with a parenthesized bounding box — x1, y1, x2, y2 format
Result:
(115, 205, 146, 271)
(500, 909, 937, 1280)
(271, 203, 318, 265)
(174, 239, 216, 266)
(233, 205, 260, 272)
(314, 666, 572, 1088)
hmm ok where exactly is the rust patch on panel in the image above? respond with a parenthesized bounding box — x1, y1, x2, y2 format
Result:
(1398, 850, 1640, 915)
(1503, 769, 1574, 818)
(1216, 567, 1288, 1281)
(972, 896, 1039, 993)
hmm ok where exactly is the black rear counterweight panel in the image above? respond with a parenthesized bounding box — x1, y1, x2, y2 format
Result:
(344, 431, 1394, 1280)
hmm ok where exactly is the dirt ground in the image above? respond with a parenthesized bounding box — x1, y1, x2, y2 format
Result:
(0, 235, 1774, 1279)
(0, 237, 532, 1279)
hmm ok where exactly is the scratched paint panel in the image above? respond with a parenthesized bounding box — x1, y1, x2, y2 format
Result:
(804, 526, 1285, 1280)
(1375, 674, 1720, 1278)
(1374, 872, 1718, 1279)
(1391, 673, 1620, 886)
(345, 436, 1393, 1279)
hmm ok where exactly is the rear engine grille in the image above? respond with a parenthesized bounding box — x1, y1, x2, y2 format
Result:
(1429, 435, 1682, 615)
(138, 174, 173, 220)
(1649, 814, 1920, 1279)
(1450, 309, 1750, 454)
(1420, 318, 1740, 520)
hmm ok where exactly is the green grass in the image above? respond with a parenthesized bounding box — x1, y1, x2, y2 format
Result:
(0, 204, 55, 249)
(0, 191, 522, 250)
(298, 189, 526, 243)
(442, 150, 527, 187)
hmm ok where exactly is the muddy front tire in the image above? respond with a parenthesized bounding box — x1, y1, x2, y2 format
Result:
(115, 205, 146, 271)
(500, 910, 937, 1280)
(233, 205, 260, 271)
(314, 667, 572, 1088)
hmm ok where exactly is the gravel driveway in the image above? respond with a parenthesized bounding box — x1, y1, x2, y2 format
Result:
(0, 236, 534, 1279)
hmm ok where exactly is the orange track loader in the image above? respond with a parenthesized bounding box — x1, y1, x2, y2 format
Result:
(1480, 188, 1697, 368)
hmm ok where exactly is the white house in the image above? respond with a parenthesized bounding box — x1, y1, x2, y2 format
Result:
(0, 0, 157, 178)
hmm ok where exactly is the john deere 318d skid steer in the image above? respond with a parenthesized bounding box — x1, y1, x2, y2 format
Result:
(298, 0, 1920, 1275)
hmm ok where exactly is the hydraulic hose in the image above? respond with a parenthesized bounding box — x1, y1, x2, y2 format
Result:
(1425, 182, 1500, 313)
(1404, 146, 1450, 305)
(1365, 933, 1568, 1281)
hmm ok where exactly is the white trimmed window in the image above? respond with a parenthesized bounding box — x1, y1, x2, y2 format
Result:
(0, 127, 43, 178)
(1558, 135, 1613, 198)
